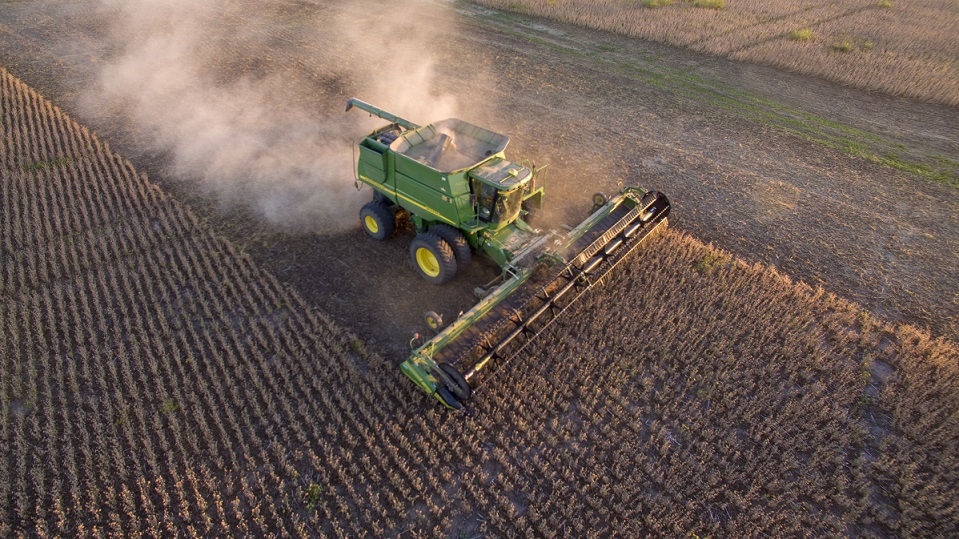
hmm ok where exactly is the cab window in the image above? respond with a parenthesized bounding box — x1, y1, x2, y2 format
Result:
(472, 179, 498, 222)
(471, 179, 524, 226)
(495, 189, 523, 225)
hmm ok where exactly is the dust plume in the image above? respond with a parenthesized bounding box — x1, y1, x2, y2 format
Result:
(78, 0, 467, 233)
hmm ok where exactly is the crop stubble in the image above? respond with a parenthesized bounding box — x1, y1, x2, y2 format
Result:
(475, 0, 959, 107)
(2, 68, 957, 537)
(2, 0, 956, 348)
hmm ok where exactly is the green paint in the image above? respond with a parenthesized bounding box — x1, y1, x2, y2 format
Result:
(348, 97, 546, 264)
(399, 188, 662, 409)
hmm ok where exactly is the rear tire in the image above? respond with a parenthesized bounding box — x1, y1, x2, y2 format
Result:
(409, 233, 457, 284)
(430, 224, 472, 270)
(360, 201, 395, 240)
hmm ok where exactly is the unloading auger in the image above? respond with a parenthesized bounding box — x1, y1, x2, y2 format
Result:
(347, 98, 670, 409)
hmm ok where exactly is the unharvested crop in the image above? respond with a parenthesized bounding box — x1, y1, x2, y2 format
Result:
(474, 0, 959, 106)
(2, 69, 957, 536)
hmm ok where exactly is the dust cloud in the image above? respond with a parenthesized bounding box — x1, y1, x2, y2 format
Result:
(78, 0, 468, 233)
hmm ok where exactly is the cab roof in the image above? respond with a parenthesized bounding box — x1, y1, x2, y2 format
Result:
(469, 158, 532, 190)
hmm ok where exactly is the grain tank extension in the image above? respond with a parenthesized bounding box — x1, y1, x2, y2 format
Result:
(347, 98, 670, 410)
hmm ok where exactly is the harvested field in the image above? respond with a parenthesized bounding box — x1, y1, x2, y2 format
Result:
(2, 0, 957, 345)
(3, 67, 958, 537)
(475, 0, 959, 106)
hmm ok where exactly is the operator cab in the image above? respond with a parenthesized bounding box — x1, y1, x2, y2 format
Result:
(469, 158, 533, 227)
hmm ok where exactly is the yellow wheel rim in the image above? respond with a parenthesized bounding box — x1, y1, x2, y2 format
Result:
(364, 215, 379, 234)
(416, 247, 440, 277)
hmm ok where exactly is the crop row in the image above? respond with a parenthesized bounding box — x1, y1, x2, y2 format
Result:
(2, 65, 957, 537)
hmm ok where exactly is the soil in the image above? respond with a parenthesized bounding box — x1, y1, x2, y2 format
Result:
(1, 0, 956, 356)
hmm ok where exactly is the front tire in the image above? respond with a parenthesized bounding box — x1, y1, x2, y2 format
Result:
(409, 233, 457, 284)
(372, 190, 391, 205)
(360, 201, 395, 240)
(430, 224, 471, 270)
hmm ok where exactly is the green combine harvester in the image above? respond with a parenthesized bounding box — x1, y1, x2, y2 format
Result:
(346, 98, 670, 410)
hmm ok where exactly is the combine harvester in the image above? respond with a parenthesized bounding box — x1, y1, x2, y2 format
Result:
(346, 98, 670, 410)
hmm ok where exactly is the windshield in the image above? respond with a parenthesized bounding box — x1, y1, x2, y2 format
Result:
(473, 180, 524, 226)
(494, 189, 523, 225)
